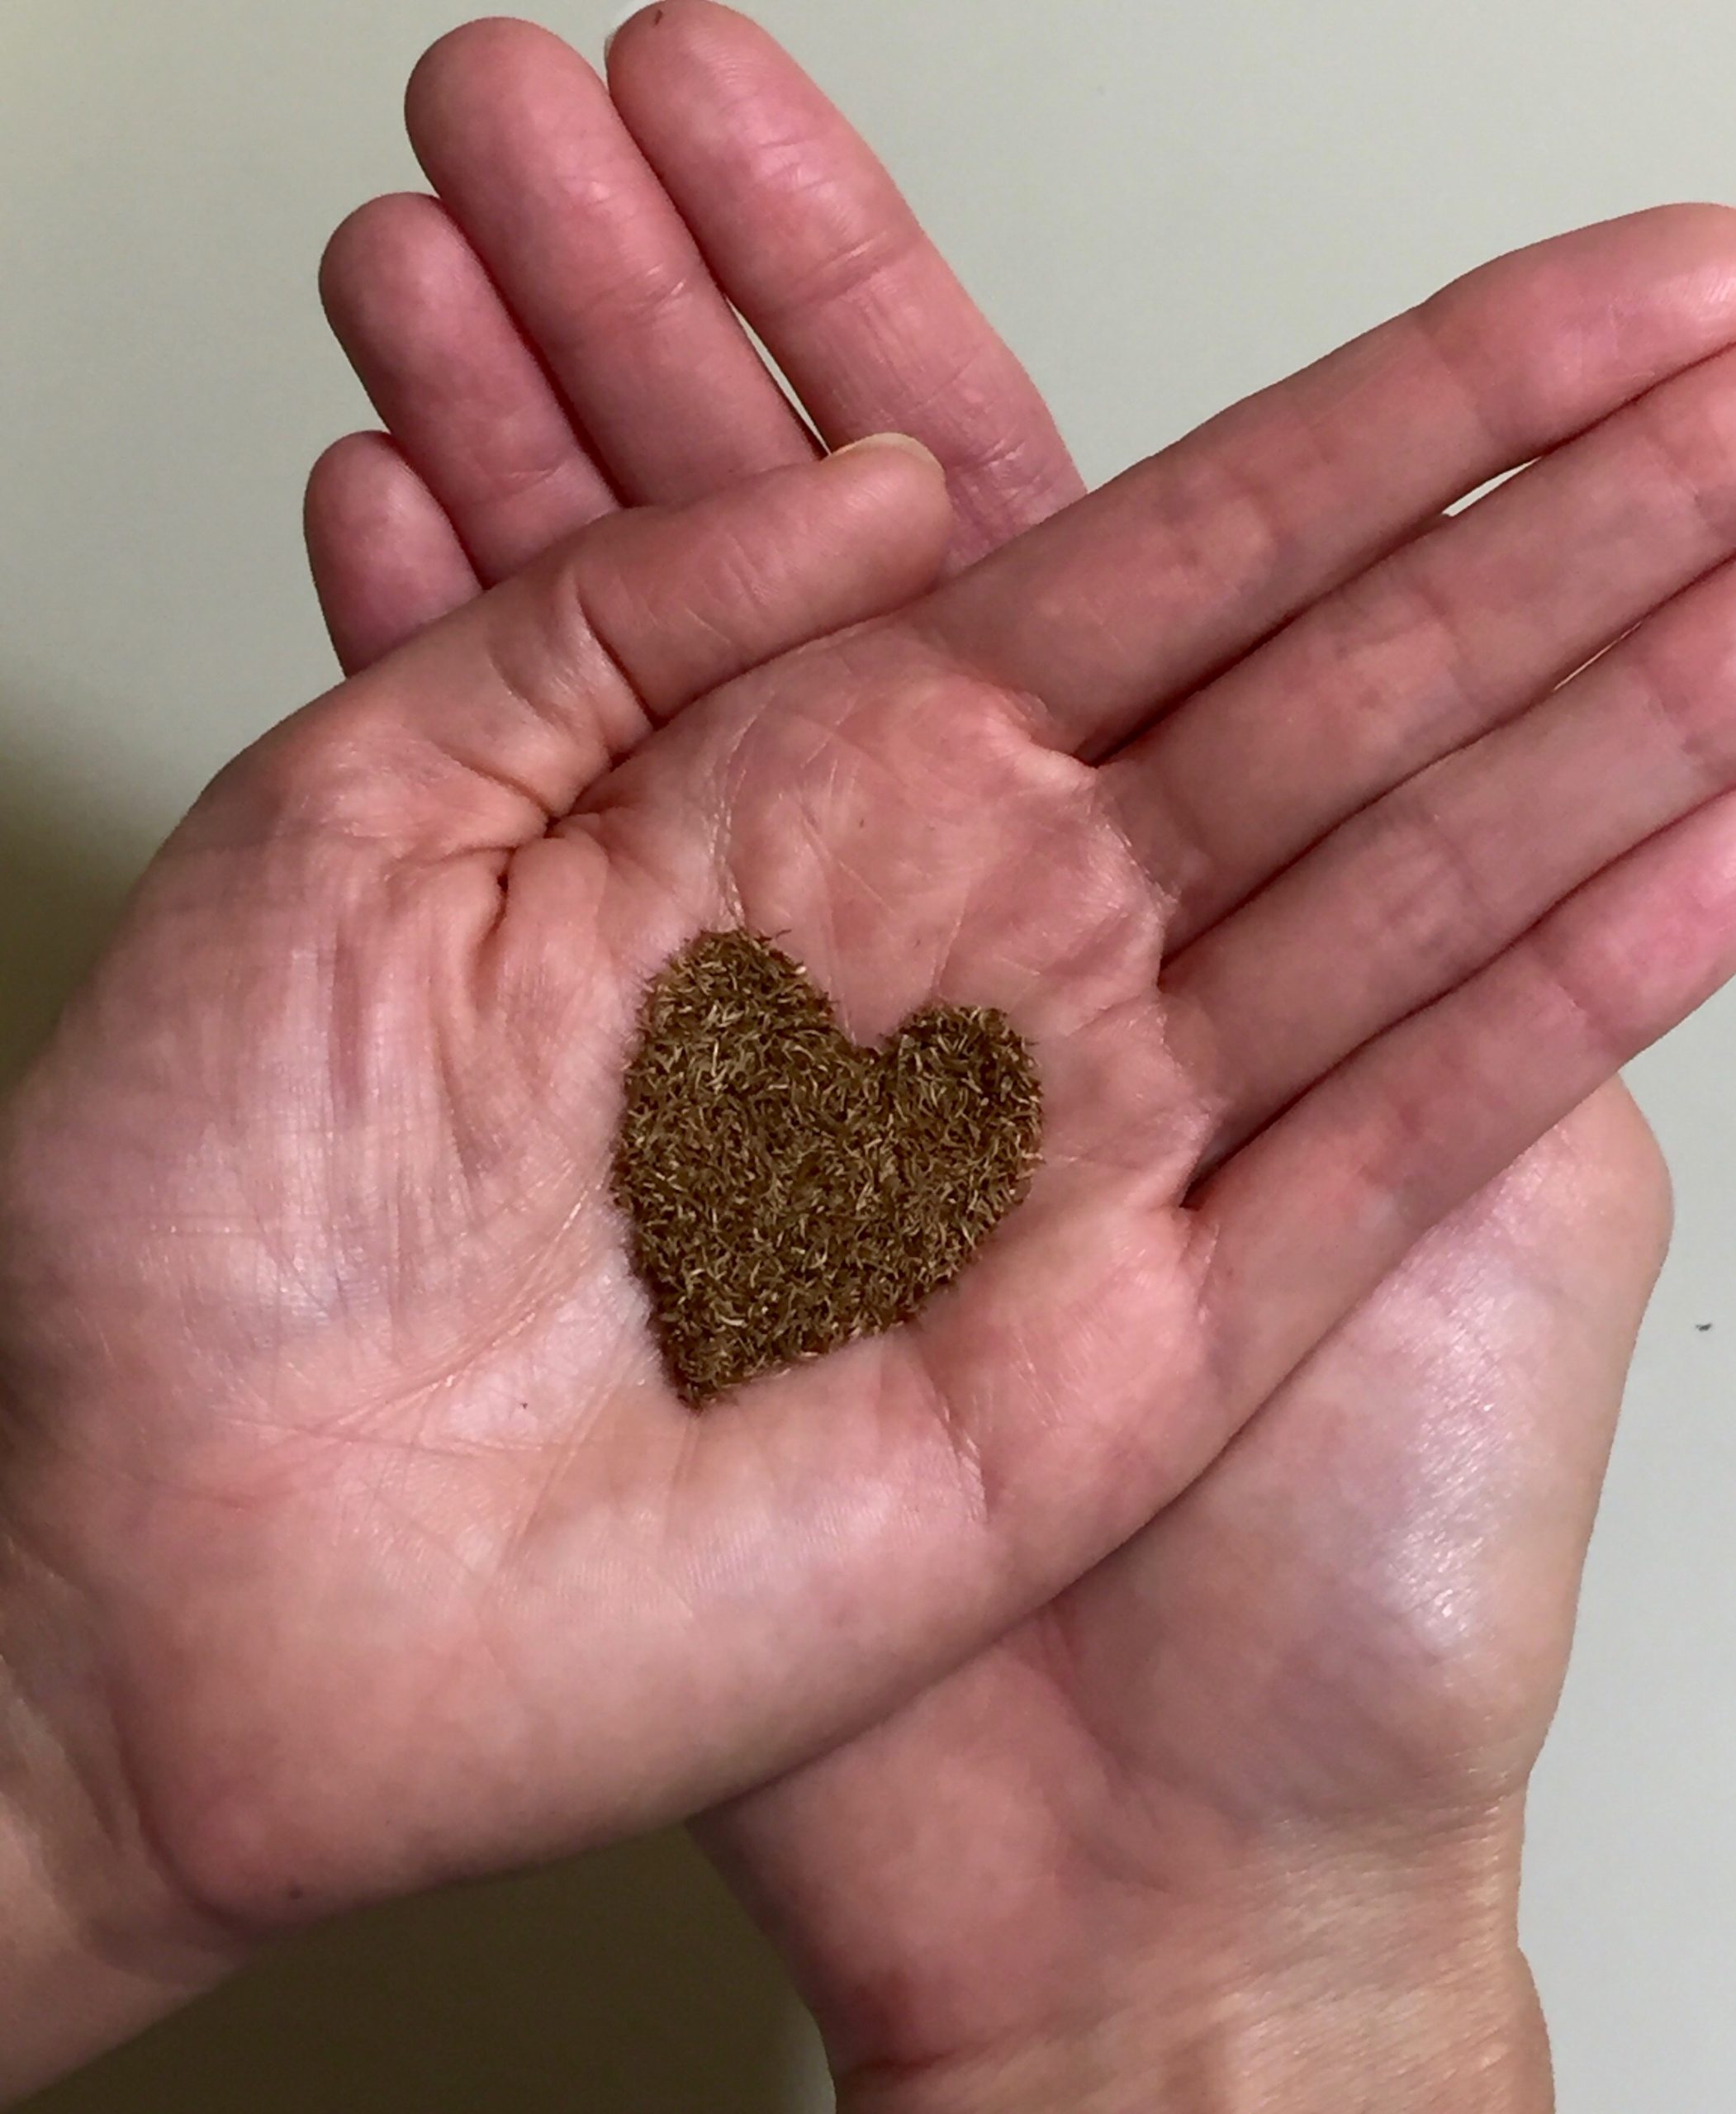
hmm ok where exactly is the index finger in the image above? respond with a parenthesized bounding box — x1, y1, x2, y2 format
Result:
(911, 205, 1736, 756)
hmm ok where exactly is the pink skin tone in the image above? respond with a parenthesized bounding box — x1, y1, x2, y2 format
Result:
(4, 8, 1731, 2108)
(305, 13, 1680, 2106)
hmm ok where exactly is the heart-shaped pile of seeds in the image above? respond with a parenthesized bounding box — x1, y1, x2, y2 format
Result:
(613, 930, 1043, 1405)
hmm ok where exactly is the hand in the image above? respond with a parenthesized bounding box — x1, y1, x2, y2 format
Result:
(9, 19, 1733, 2112)
(301, 12, 1700, 2107)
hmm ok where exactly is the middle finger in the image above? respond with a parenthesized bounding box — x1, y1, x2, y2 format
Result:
(1104, 333, 1736, 947)
(1162, 544, 1736, 1164)
(402, 19, 817, 508)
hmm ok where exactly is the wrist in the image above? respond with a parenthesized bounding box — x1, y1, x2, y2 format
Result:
(0, 1562, 243, 2100)
(834, 1822, 1551, 2114)
(0, 1794, 227, 2102)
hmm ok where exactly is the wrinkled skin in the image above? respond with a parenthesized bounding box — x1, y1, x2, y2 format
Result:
(301, 9, 1694, 2086)
(7, 17, 1734, 2095)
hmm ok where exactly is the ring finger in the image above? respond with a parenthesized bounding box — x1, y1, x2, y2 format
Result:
(1164, 547, 1736, 1162)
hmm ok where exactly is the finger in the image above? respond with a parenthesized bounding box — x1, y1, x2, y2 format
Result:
(1106, 336, 1736, 940)
(1164, 549, 1736, 1159)
(320, 194, 620, 581)
(305, 434, 481, 676)
(260, 438, 952, 856)
(606, 1, 1084, 566)
(1197, 786, 1736, 1419)
(404, 18, 817, 508)
(913, 204, 1736, 757)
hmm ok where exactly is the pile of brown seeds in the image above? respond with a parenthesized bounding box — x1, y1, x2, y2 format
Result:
(613, 929, 1043, 1406)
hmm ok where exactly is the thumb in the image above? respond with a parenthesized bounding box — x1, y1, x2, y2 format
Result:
(248, 434, 951, 852)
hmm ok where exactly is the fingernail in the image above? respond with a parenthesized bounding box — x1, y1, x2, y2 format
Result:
(832, 432, 942, 471)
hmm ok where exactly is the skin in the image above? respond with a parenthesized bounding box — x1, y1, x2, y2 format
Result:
(302, 12, 1686, 2107)
(2, 9, 1731, 2107)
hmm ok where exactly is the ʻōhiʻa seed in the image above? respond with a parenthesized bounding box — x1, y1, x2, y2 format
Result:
(613, 930, 1043, 1407)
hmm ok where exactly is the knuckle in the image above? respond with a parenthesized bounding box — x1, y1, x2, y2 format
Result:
(1353, 780, 1496, 984)
(1150, 439, 1293, 611)
(765, 212, 923, 321)
(1623, 605, 1736, 795)
(1520, 909, 1644, 1074)
(474, 549, 647, 775)
(1629, 350, 1736, 546)
(1302, 559, 1477, 780)
(578, 242, 702, 336)
(538, 543, 629, 691)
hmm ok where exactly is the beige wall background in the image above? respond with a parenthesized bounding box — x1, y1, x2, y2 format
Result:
(5, 2, 1736, 2107)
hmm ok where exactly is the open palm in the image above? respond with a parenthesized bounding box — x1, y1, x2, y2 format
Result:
(296, 10, 1725, 2082)
(6, 24, 1733, 2078)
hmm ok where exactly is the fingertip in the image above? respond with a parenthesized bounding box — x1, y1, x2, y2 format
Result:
(303, 434, 480, 677)
(303, 431, 392, 532)
(317, 197, 377, 313)
(409, 16, 565, 83)
(600, 8, 636, 66)
(406, 17, 517, 119)
(605, 2, 754, 88)
(834, 430, 944, 472)
(318, 192, 448, 324)
(827, 431, 954, 557)
(406, 17, 600, 146)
